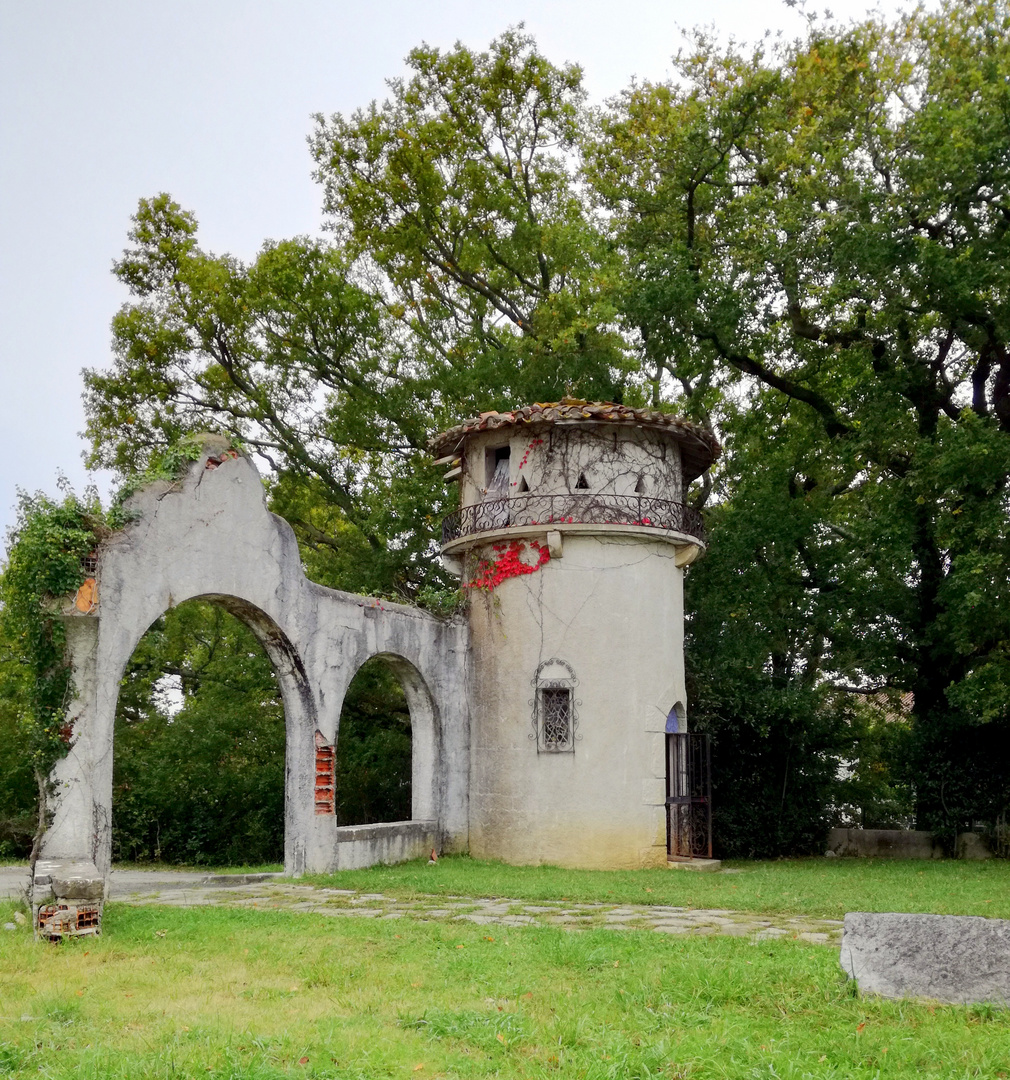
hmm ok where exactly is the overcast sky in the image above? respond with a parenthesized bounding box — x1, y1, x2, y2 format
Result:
(0, 0, 905, 540)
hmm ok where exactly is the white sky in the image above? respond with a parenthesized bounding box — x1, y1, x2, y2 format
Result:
(0, 0, 905, 540)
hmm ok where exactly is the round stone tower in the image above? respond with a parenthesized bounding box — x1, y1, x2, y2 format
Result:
(431, 400, 720, 869)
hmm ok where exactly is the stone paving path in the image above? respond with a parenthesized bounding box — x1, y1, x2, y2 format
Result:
(114, 879, 843, 945)
(1, 867, 843, 944)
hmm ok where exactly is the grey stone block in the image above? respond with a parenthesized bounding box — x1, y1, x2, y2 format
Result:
(956, 832, 993, 861)
(50, 861, 105, 901)
(667, 857, 722, 872)
(841, 911, 1010, 1005)
(827, 828, 943, 859)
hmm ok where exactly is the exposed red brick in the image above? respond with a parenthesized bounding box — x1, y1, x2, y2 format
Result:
(314, 730, 335, 815)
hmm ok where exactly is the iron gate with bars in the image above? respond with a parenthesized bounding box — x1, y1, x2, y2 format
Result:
(666, 732, 713, 860)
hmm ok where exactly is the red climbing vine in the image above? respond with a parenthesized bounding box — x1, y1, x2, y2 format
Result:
(465, 539, 550, 591)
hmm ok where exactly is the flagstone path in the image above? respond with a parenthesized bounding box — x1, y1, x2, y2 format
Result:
(0, 867, 843, 944)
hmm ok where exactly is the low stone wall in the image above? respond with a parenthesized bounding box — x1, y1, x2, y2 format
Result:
(828, 828, 994, 859)
(828, 828, 943, 859)
(841, 912, 1010, 1004)
(955, 832, 994, 860)
(333, 820, 438, 870)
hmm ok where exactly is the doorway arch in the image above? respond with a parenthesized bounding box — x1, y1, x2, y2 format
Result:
(77, 590, 319, 878)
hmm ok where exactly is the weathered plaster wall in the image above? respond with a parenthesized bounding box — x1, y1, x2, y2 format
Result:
(42, 438, 469, 881)
(467, 532, 686, 869)
(458, 424, 684, 506)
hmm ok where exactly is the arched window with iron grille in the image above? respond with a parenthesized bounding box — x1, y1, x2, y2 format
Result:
(529, 658, 580, 753)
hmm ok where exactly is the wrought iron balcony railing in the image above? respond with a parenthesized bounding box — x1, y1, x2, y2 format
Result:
(441, 493, 705, 547)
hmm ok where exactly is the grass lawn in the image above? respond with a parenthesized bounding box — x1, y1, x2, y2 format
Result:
(2, 897, 1009, 1079)
(4, 858, 1010, 1077)
(307, 854, 1010, 920)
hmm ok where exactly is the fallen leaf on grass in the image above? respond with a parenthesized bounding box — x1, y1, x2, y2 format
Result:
(413, 1064, 424, 1071)
(496, 1033, 505, 1044)
(155, 930, 167, 938)
(298, 1057, 309, 1065)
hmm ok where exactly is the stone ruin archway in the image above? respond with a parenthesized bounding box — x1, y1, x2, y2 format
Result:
(106, 592, 318, 871)
(33, 436, 469, 936)
(327, 651, 444, 870)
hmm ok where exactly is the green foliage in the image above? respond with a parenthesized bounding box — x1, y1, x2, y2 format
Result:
(0, 681, 36, 858)
(335, 659, 412, 826)
(684, 441, 850, 856)
(592, 1, 1010, 834)
(834, 699, 914, 830)
(0, 488, 103, 776)
(68, 7, 1010, 853)
(106, 432, 211, 526)
(82, 31, 635, 603)
(112, 601, 286, 865)
(311, 28, 632, 407)
(112, 609, 418, 862)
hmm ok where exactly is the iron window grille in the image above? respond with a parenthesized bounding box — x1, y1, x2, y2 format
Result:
(529, 658, 581, 753)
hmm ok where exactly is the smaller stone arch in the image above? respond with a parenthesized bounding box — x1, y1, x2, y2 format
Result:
(329, 651, 443, 870)
(365, 652, 440, 823)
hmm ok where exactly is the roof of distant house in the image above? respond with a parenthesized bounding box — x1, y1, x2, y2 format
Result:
(430, 399, 720, 483)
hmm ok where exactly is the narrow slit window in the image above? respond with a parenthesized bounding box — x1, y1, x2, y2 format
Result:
(485, 445, 511, 490)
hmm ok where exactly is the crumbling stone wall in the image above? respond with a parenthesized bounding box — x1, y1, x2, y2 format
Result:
(35, 437, 469, 936)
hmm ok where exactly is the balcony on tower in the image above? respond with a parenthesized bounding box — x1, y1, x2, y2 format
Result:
(431, 399, 718, 569)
